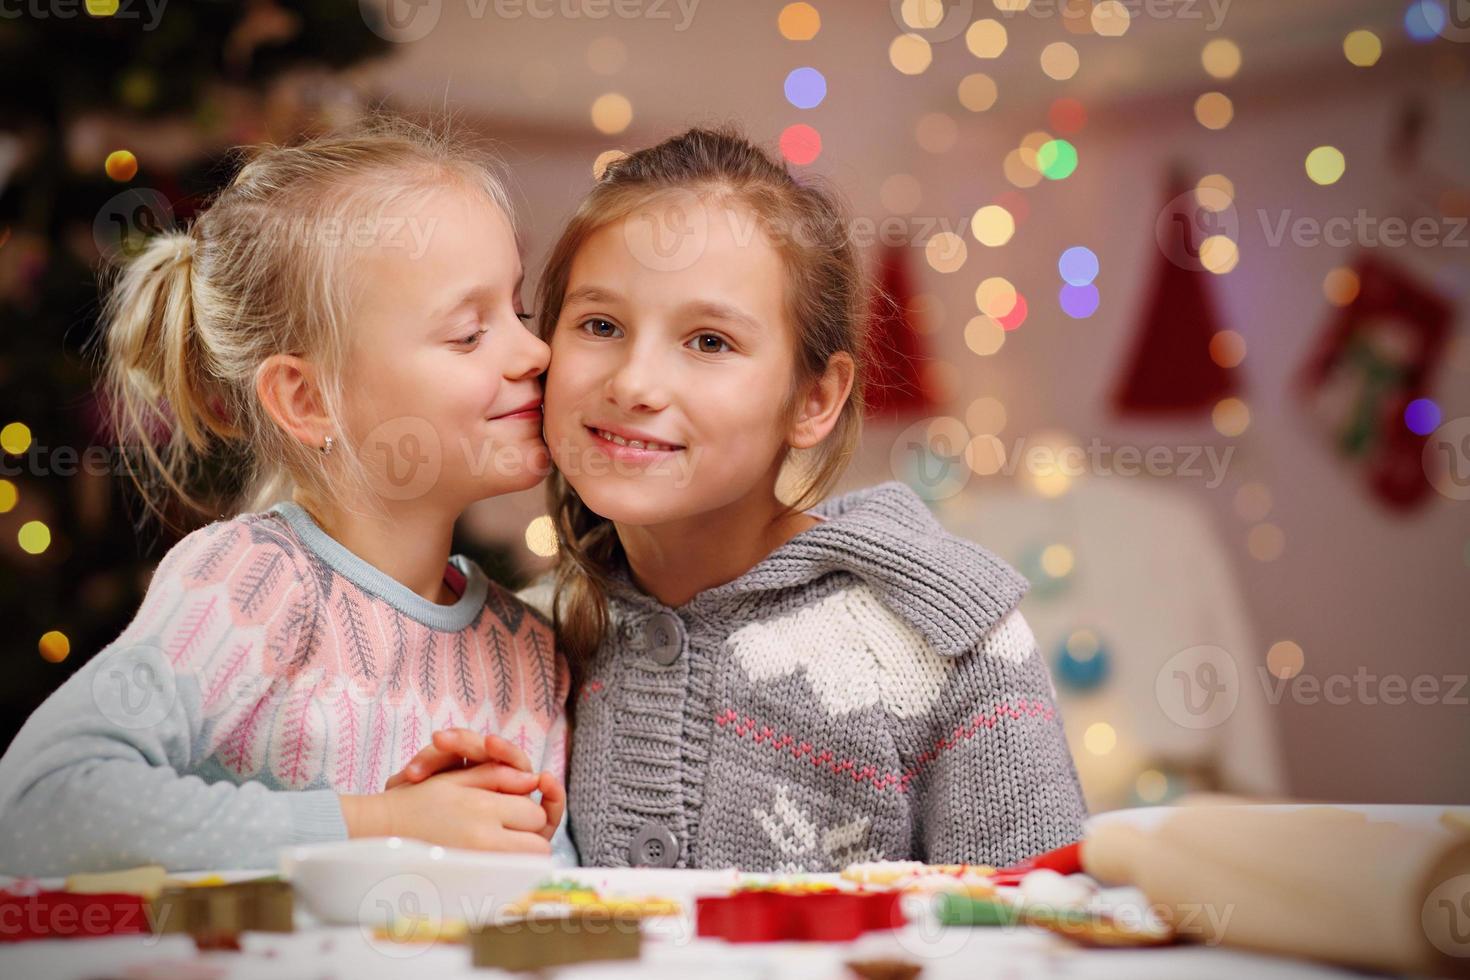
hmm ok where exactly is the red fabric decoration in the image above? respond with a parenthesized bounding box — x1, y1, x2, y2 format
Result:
(0, 887, 153, 942)
(1113, 172, 1239, 415)
(1297, 254, 1453, 510)
(864, 246, 938, 420)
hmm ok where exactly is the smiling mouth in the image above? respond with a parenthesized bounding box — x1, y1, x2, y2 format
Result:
(586, 426, 684, 452)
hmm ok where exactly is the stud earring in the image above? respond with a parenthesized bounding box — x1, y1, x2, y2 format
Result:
(320, 435, 335, 457)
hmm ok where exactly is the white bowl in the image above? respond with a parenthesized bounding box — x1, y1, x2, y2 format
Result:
(1085, 802, 1458, 835)
(280, 837, 552, 926)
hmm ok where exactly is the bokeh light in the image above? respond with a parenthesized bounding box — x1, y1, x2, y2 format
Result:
(1267, 640, 1305, 680)
(965, 434, 1008, 475)
(1196, 173, 1235, 210)
(1323, 266, 1361, 306)
(966, 396, 1008, 435)
(976, 276, 1019, 317)
(1038, 139, 1078, 179)
(1305, 146, 1346, 185)
(1048, 97, 1087, 134)
(590, 93, 632, 134)
(19, 520, 51, 555)
(1060, 283, 1100, 318)
(1194, 92, 1234, 129)
(592, 149, 626, 179)
(0, 478, 16, 514)
(1, 421, 32, 456)
(1084, 722, 1117, 755)
(1405, 0, 1447, 42)
(971, 204, 1016, 246)
(925, 231, 968, 273)
(525, 516, 559, 557)
(998, 293, 1029, 331)
(1235, 482, 1273, 522)
(890, 33, 934, 74)
(966, 19, 1008, 58)
(104, 149, 137, 182)
(915, 112, 958, 153)
(1343, 29, 1382, 66)
(784, 67, 827, 109)
(1059, 245, 1099, 286)
(964, 315, 1007, 356)
(1091, 0, 1130, 36)
(780, 124, 822, 164)
(1248, 523, 1286, 562)
(1004, 148, 1043, 188)
(1404, 398, 1442, 435)
(1209, 330, 1247, 368)
(778, 2, 820, 40)
(1040, 42, 1080, 80)
(38, 630, 70, 663)
(1200, 234, 1240, 274)
(1201, 39, 1242, 79)
(1213, 397, 1251, 436)
(1041, 544, 1076, 578)
(958, 72, 998, 112)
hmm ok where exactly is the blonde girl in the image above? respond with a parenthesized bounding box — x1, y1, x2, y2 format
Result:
(0, 119, 571, 875)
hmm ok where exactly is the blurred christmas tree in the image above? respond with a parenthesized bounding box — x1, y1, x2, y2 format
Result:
(0, 1, 516, 749)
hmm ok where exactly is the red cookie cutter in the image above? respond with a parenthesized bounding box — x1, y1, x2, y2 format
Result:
(989, 841, 1083, 887)
(696, 890, 904, 943)
(0, 887, 153, 943)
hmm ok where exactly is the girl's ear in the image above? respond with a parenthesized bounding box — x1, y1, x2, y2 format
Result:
(788, 351, 856, 451)
(256, 354, 334, 451)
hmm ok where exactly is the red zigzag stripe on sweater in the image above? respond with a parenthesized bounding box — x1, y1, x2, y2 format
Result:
(713, 701, 1057, 794)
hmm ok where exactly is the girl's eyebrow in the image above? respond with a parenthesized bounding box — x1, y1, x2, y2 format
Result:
(677, 300, 760, 334)
(562, 284, 622, 308)
(433, 272, 526, 322)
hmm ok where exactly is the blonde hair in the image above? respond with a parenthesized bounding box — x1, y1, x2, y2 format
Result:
(99, 115, 517, 529)
(538, 126, 868, 682)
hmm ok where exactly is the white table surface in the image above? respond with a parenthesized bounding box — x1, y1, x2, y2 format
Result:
(0, 866, 1361, 980)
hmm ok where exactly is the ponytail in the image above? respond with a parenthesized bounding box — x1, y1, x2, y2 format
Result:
(102, 229, 239, 523)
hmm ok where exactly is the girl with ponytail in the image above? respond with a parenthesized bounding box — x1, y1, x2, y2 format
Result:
(0, 117, 574, 874)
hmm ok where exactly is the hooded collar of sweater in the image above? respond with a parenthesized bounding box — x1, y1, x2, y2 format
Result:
(603, 480, 1028, 658)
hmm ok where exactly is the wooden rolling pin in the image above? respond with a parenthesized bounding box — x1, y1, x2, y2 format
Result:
(1082, 805, 1470, 976)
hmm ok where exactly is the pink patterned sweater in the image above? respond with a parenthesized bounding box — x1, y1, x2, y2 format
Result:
(0, 500, 569, 875)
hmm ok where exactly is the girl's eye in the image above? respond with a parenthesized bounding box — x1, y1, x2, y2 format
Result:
(455, 327, 487, 346)
(516, 312, 536, 323)
(580, 318, 621, 339)
(691, 333, 731, 354)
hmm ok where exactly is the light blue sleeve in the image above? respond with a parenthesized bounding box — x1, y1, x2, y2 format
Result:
(548, 808, 580, 867)
(0, 637, 347, 877)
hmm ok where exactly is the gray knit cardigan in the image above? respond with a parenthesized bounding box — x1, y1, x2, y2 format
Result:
(519, 481, 1087, 872)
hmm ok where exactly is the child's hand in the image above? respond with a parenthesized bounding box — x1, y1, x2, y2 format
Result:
(385, 729, 536, 791)
(385, 728, 567, 842)
(342, 767, 553, 854)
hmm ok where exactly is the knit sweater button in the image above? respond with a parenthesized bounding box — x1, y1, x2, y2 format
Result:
(644, 611, 684, 666)
(628, 821, 679, 868)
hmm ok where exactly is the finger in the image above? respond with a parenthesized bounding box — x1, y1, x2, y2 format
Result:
(537, 772, 566, 841)
(399, 745, 466, 783)
(444, 763, 541, 795)
(430, 728, 484, 762)
(479, 734, 534, 774)
(483, 792, 551, 834)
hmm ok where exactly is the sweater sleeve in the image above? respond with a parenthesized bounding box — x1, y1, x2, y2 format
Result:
(899, 608, 1088, 866)
(0, 519, 347, 876)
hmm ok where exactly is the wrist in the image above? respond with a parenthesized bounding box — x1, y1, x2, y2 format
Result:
(339, 793, 391, 838)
